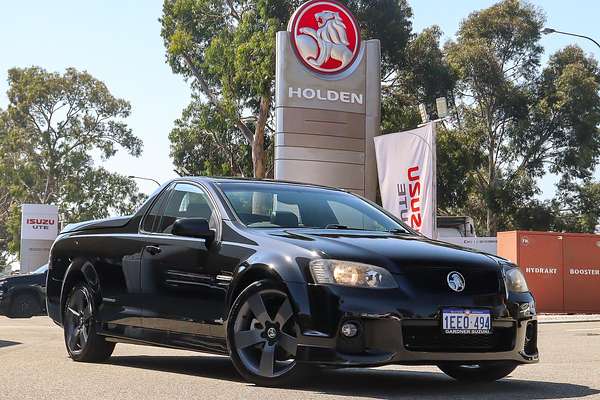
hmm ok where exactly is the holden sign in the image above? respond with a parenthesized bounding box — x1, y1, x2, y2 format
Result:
(275, 0, 381, 200)
(288, 0, 361, 75)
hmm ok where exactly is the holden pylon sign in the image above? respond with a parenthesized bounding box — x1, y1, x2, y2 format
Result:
(275, 0, 381, 200)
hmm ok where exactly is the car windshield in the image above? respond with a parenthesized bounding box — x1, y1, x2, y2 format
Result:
(31, 264, 48, 274)
(218, 182, 412, 233)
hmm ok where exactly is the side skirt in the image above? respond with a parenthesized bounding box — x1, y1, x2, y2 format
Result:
(99, 327, 229, 356)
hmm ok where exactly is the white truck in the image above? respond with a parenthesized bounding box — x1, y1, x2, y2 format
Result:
(437, 216, 498, 255)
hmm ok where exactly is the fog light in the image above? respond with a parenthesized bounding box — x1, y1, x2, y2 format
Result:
(341, 322, 359, 338)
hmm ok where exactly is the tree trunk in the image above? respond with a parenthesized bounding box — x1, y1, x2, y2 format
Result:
(486, 138, 497, 236)
(252, 94, 271, 179)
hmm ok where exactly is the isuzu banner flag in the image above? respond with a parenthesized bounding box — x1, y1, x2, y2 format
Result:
(374, 123, 437, 238)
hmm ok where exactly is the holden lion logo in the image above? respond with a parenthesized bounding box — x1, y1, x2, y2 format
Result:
(288, 0, 361, 75)
(447, 271, 466, 292)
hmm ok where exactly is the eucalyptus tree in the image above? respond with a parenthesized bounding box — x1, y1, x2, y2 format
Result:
(0, 66, 145, 257)
(446, 0, 600, 235)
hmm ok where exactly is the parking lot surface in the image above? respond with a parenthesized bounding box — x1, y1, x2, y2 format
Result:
(1, 316, 599, 399)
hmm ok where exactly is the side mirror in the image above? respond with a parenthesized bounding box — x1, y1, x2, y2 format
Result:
(172, 218, 215, 244)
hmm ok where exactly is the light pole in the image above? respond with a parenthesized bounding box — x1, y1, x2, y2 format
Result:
(128, 175, 160, 186)
(541, 28, 600, 50)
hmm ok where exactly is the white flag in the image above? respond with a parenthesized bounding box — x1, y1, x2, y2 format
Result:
(374, 123, 437, 238)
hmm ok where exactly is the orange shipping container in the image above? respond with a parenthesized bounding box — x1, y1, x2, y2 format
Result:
(498, 231, 564, 313)
(498, 231, 600, 314)
(563, 234, 600, 313)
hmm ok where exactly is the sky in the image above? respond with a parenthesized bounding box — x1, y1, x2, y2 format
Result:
(1, 0, 599, 198)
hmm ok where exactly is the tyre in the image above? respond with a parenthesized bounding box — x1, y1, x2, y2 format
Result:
(8, 293, 41, 318)
(438, 362, 518, 382)
(227, 280, 309, 387)
(63, 282, 115, 362)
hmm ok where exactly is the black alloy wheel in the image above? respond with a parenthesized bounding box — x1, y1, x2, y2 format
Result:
(227, 280, 309, 386)
(438, 362, 518, 382)
(8, 293, 40, 318)
(63, 283, 115, 362)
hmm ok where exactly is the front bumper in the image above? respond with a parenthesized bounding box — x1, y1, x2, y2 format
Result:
(290, 282, 539, 367)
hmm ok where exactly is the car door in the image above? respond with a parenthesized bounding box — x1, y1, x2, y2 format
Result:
(99, 184, 173, 332)
(140, 182, 227, 345)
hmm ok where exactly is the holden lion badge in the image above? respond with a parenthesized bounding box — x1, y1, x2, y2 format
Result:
(288, 0, 362, 75)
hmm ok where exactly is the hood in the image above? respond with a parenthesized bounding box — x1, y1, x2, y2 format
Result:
(257, 229, 501, 273)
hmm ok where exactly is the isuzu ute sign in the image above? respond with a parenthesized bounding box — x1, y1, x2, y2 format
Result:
(288, 0, 361, 75)
(20, 204, 59, 241)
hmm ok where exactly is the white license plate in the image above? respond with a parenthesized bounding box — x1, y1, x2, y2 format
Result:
(442, 308, 491, 334)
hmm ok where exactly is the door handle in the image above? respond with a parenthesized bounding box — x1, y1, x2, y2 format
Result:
(145, 245, 162, 255)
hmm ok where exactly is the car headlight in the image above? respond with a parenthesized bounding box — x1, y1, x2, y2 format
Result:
(504, 267, 529, 293)
(309, 259, 397, 289)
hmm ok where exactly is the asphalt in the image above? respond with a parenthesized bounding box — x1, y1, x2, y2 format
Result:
(1, 316, 599, 400)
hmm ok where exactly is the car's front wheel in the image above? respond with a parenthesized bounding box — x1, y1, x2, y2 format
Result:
(438, 362, 518, 382)
(227, 280, 309, 387)
(63, 282, 115, 362)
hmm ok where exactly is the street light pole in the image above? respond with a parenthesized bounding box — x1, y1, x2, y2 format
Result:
(128, 175, 160, 186)
(541, 28, 600, 50)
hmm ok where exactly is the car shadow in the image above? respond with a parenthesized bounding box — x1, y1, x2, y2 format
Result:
(108, 354, 599, 399)
(0, 340, 21, 348)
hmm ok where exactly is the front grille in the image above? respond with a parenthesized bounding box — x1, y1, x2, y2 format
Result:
(402, 323, 516, 353)
(403, 267, 501, 295)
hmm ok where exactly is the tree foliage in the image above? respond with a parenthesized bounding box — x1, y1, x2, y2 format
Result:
(0, 67, 146, 270)
(169, 100, 254, 177)
(445, 0, 600, 235)
(162, 0, 600, 235)
(161, 0, 415, 178)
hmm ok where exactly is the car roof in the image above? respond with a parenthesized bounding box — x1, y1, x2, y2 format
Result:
(178, 176, 348, 193)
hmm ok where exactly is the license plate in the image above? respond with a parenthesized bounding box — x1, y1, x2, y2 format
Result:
(442, 308, 491, 334)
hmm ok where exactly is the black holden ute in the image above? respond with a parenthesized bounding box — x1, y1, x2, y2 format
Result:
(46, 178, 538, 386)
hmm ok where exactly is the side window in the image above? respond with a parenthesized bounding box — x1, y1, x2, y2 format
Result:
(156, 183, 215, 234)
(141, 188, 171, 232)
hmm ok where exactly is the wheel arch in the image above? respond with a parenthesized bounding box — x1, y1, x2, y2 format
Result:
(59, 258, 102, 323)
(226, 263, 286, 312)
(225, 258, 312, 331)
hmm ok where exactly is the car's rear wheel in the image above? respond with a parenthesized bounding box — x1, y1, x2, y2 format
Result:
(63, 282, 115, 362)
(8, 293, 41, 318)
(227, 280, 309, 387)
(438, 362, 518, 382)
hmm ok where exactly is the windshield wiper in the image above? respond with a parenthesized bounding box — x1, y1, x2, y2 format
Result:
(386, 228, 410, 234)
(323, 224, 350, 229)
